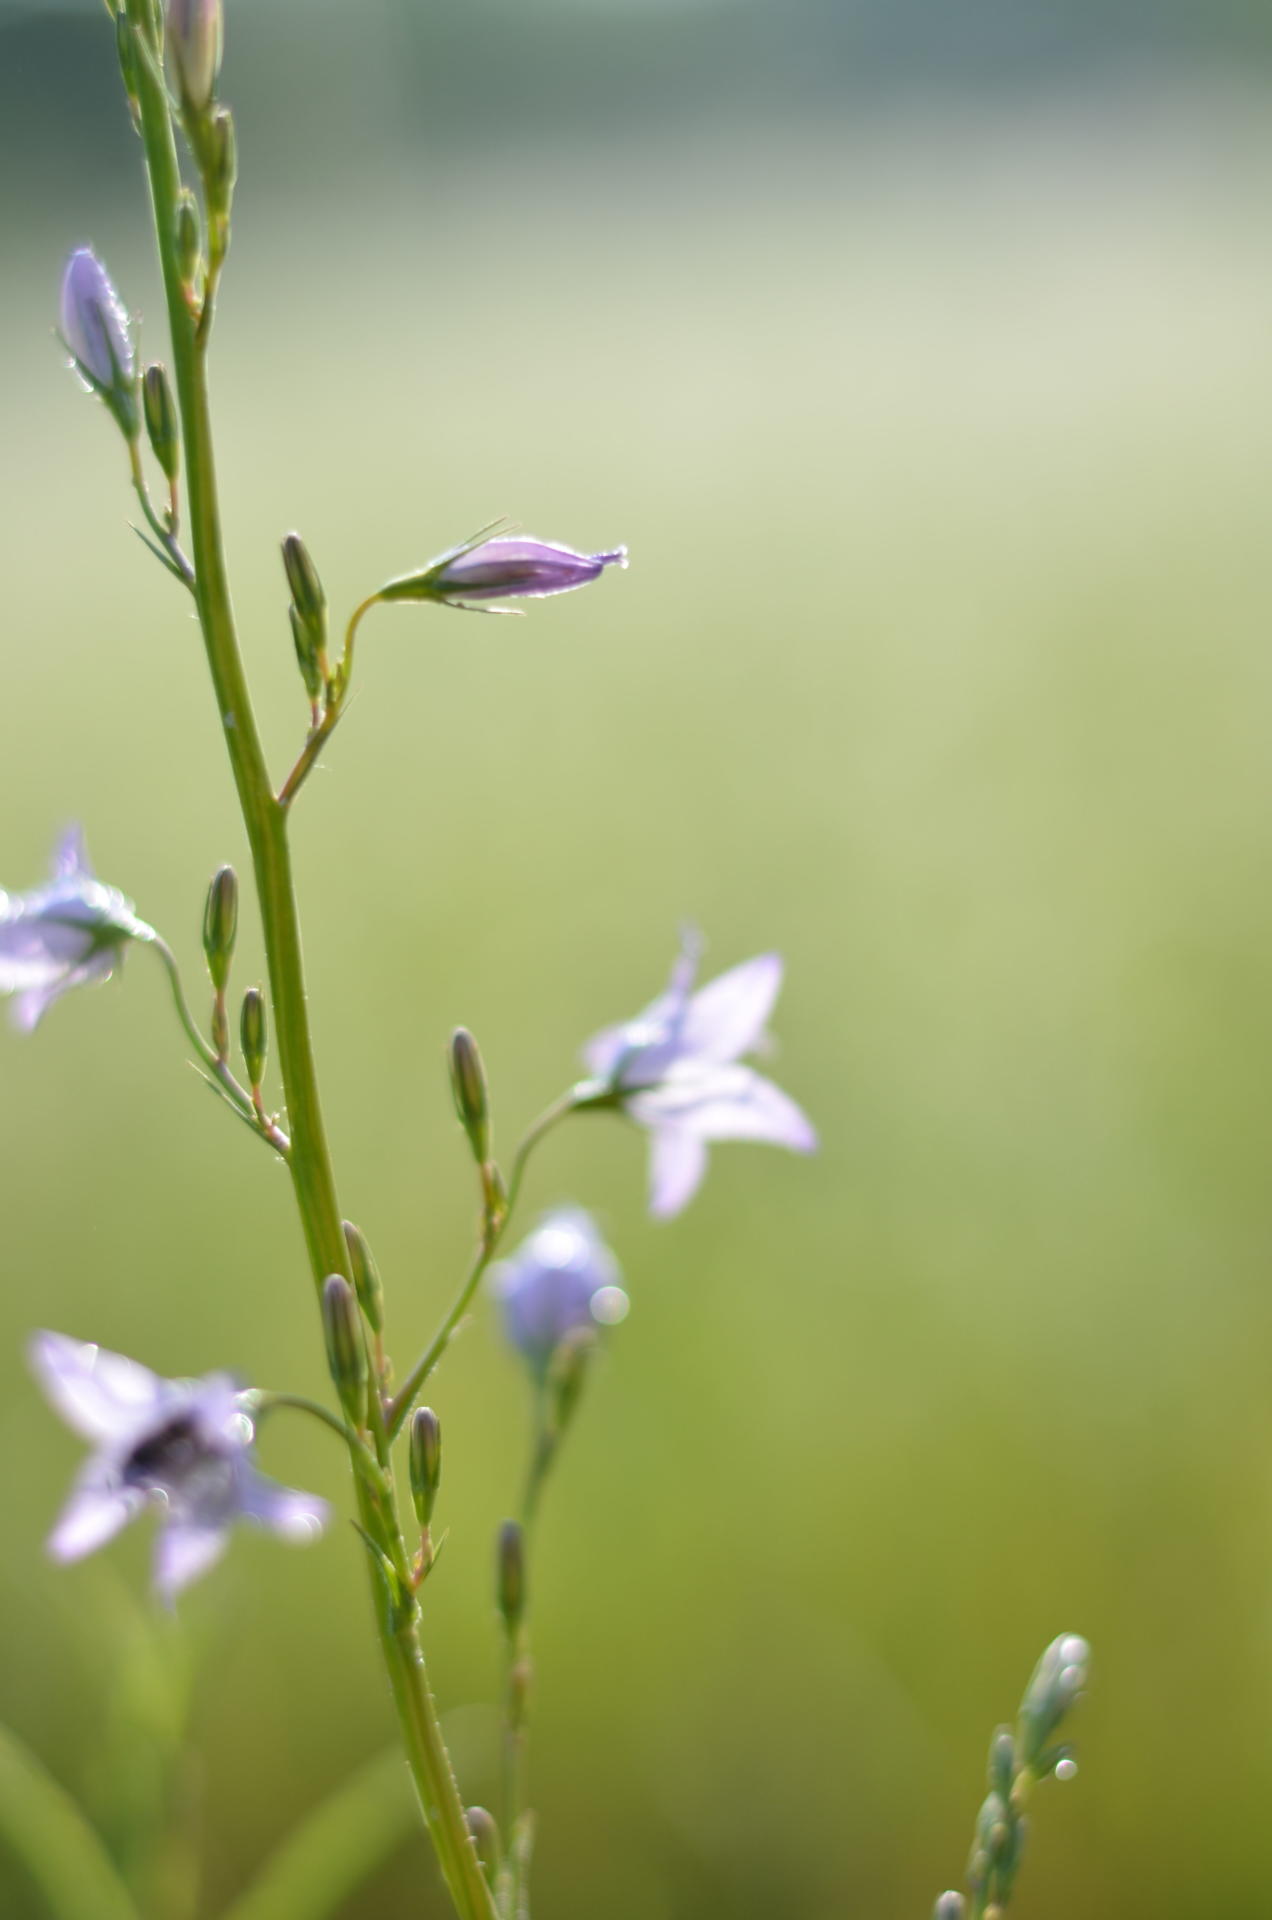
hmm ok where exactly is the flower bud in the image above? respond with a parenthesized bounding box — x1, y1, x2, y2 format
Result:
(465, 1807, 501, 1888)
(987, 1728, 1014, 1799)
(376, 533, 628, 611)
(449, 1027, 490, 1164)
(933, 1897, 966, 1920)
(240, 986, 267, 1088)
(59, 249, 138, 441)
(142, 364, 180, 484)
(495, 1519, 525, 1635)
(175, 191, 202, 292)
(166, 0, 223, 113)
(408, 1407, 442, 1531)
(206, 107, 237, 242)
(282, 532, 327, 654)
(321, 1274, 367, 1424)
(1016, 1634, 1089, 1769)
(290, 605, 323, 705)
(342, 1219, 384, 1335)
(201, 865, 238, 993)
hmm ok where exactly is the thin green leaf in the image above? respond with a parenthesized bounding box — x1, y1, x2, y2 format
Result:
(0, 1721, 140, 1920)
(219, 1747, 419, 1920)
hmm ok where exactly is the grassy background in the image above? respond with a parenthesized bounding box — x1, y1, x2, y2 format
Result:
(2, 3, 1272, 1916)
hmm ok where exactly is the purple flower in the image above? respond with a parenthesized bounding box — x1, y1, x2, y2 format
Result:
(583, 934, 817, 1218)
(166, 0, 223, 112)
(0, 828, 154, 1030)
(492, 1210, 628, 1376)
(59, 249, 138, 439)
(30, 1332, 328, 1603)
(378, 533, 628, 611)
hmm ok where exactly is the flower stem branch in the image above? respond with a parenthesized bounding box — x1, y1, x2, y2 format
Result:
(277, 593, 380, 808)
(385, 1090, 582, 1441)
(125, 15, 497, 1918)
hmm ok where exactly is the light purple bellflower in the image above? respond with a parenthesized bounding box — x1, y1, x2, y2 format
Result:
(492, 1209, 628, 1377)
(0, 828, 154, 1030)
(30, 1332, 329, 1603)
(583, 935, 818, 1218)
(59, 249, 138, 438)
(380, 534, 628, 611)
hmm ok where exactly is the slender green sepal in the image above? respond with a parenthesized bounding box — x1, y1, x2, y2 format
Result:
(342, 1220, 384, 1335)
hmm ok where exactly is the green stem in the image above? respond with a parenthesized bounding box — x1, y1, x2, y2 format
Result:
(386, 1090, 581, 1440)
(125, 15, 496, 1919)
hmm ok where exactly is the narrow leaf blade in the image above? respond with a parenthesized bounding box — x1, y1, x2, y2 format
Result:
(0, 1721, 139, 1920)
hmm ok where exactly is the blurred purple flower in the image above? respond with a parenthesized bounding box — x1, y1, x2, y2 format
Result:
(380, 533, 628, 611)
(492, 1209, 628, 1376)
(30, 1332, 328, 1603)
(584, 934, 817, 1218)
(59, 249, 138, 437)
(0, 828, 153, 1030)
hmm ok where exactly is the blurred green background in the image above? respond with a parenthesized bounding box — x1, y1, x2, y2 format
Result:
(4, 0, 1272, 1915)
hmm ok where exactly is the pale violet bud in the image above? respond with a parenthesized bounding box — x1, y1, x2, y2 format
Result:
(375, 533, 627, 611)
(60, 249, 138, 441)
(166, 0, 223, 113)
(490, 1210, 627, 1381)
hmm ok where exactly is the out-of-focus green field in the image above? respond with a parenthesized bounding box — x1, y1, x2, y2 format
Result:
(4, 14, 1272, 1917)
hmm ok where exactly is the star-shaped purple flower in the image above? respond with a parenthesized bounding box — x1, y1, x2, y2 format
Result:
(492, 1209, 628, 1377)
(0, 827, 153, 1030)
(583, 935, 817, 1218)
(30, 1332, 329, 1603)
(375, 531, 628, 612)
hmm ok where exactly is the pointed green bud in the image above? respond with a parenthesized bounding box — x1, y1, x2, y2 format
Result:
(987, 1728, 1014, 1800)
(465, 1807, 501, 1888)
(449, 1027, 490, 1164)
(342, 1220, 384, 1335)
(409, 1407, 442, 1531)
(496, 1519, 525, 1635)
(175, 190, 202, 292)
(290, 605, 323, 704)
(142, 363, 180, 484)
(240, 986, 267, 1088)
(206, 106, 237, 245)
(201, 865, 238, 993)
(1016, 1634, 1089, 1769)
(321, 1273, 367, 1423)
(933, 1897, 966, 1920)
(282, 532, 327, 655)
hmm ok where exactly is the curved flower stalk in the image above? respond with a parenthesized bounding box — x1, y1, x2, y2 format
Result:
(0, 827, 155, 1029)
(30, 1332, 328, 1605)
(583, 933, 818, 1216)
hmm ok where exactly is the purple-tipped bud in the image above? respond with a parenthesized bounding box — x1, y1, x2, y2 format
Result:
(166, 0, 223, 113)
(408, 1407, 442, 1531)
(321, 1274, 367, 1423)
(240, 986, 266, 1087)
(202, 865, 238, 993)
(60, 249, 138, 439)
(378, 534, 628, 610)
(342, 1220, 384, 1336)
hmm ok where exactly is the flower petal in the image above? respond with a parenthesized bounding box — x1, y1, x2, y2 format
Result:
(682, 953, 783, 1065)
(630, 1066, 818, 1151)
(29, 1332, 167, 1443)
(238, 1468, 330, 1543)
(51, 826, 92, 883)
(154, 1519, 229, 1601)
(48, 1469, 145, 1562)
(648, 1127, 709, 1218)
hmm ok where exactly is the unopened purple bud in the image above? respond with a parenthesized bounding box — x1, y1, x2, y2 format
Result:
(378, 535, 628, 610)
(321, 1274, 367, 1423)
(166, 0, 222, 112)
(60, 249, 138, 439)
